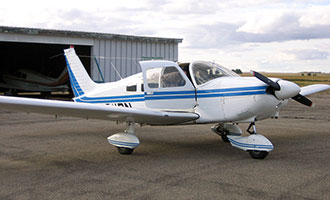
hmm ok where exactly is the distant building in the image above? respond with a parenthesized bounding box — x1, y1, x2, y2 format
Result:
(301, 72, 322, 76)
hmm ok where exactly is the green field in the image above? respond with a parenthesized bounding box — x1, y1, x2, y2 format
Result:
(241, 72, 330, 86)
(241, 72, 330, 95)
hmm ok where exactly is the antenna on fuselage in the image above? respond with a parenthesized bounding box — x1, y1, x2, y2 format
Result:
(110, 62, 123, 80)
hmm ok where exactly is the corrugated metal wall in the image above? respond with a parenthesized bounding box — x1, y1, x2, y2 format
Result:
(91, 39, 179, 82)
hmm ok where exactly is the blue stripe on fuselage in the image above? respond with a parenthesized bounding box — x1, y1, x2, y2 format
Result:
(197, 86, 267, 94)
(74, 86, 267, 104)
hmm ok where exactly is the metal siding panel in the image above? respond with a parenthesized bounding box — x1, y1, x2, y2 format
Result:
(110, 40, 116, 82)
(145, 43, 149, 57)
(136, 42, 142, 72)
(151, 42, 156, 57)
(126, 41, 132, 77)
(131, 41, 137, 74)
(156, 43, 161, 59)
(148, 42, 154, 57)
(165, 43, 170, 60)
(105, 40, 111, 82)
(100, 40, 106, 82)
(91, 39, 180, 81)
(116, 40, 121, 81)
(161, 43, 165, 60)
(121, 41, 126, 78)
(170, 43, 175, 61)
(109, 40, 114, 82)
(142, 42, 147, 59)
(174, 43, 178, 62)
(92, 39, 100, 82)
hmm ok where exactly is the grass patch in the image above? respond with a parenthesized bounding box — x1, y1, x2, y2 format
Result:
(241, 73, 330, 87)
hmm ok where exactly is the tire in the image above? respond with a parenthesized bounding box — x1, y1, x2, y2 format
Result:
(117, 147, 134, 155)
(248, 150, 268, 159)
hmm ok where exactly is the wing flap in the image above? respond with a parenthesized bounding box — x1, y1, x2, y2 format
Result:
(300, 84, 330, 96)
(0, 96, 199, 125)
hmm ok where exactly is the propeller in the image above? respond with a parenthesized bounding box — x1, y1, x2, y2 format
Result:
(292, 94, 313, 107)
(252, 71, 281, 91)
(251, 71, 313, 107)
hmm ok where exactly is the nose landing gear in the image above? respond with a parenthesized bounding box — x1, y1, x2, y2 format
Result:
(213, 122, 273, 159)
(245, 122, 270, 159)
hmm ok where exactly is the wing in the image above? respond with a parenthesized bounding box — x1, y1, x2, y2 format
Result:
(0, 96, 199, 125)
(300, 84, 330, 96)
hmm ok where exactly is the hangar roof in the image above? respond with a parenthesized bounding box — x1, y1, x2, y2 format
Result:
(0, 26, 183, 43)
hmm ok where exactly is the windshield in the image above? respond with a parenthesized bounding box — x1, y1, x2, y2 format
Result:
(191, 61, 239, 85)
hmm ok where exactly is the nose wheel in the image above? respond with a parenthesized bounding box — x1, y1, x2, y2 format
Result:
(117, 147, 134, 155)
(248, 150, 269, 159)
(226, 122, 273, 159)
(246, 122, 271, 159)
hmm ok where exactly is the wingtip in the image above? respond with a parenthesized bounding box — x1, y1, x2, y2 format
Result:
(250, 70, 255, 76)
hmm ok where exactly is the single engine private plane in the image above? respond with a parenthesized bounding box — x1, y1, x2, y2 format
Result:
(0, 67, 69, 96)
(0, 47, 329, 159)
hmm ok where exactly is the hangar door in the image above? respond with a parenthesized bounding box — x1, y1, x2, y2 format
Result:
(0, 42, 91, 93)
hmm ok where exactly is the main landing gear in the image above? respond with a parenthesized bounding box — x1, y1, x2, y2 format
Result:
(212, 122, 273, 159)
(107, 122, 139, 155)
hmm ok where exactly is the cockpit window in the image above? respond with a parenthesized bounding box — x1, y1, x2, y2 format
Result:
(192, 61, 238, 85)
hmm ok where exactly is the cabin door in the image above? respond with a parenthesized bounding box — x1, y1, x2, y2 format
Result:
(140, 60, 196, 110)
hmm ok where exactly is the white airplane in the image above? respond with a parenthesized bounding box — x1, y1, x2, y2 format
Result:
(0, 67, 69, 95)
(0, 47, 329, 159)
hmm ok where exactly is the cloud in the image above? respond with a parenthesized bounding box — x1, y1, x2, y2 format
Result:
(182, 10, 330, 49)
(1, 0, 330, 72)
(236, 11, 330, 42)
(285, 49, 330, 60)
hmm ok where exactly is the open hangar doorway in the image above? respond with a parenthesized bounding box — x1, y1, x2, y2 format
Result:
(0, 41, 91, 98)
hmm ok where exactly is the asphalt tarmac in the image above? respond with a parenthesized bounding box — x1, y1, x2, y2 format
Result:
(0, 94, 330, 200)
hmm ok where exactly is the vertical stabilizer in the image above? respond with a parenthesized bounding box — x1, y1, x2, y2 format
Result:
(64, 48, 96, 97)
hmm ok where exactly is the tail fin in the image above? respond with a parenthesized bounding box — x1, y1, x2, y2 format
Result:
(64, 48, 96, 97)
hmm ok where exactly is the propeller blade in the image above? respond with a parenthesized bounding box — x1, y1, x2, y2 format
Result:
(251, 71, 281, 90)
(292, 94, 313, 107)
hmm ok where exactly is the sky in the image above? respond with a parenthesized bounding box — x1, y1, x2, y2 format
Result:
(1, 0, 330, 72)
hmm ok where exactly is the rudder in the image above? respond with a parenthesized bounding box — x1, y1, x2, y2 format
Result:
(64, 48, 96, 97)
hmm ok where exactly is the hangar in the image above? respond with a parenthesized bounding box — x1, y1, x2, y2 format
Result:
(0, 26, 182, 94)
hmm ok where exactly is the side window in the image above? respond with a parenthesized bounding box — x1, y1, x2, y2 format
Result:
(146, 68, 161, 88)
(146, 66, 186, 88)
(126, 85, 137, 92)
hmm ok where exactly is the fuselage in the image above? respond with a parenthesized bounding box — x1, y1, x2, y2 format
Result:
(72, 61, 286, 125)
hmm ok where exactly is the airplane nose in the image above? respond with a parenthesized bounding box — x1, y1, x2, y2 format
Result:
(274, 80, 300, 100)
